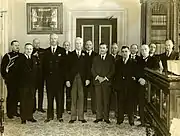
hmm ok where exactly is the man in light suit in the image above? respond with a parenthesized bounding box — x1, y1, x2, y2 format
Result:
(92, 43, 115, 124)
(159, 39, 179, 72)
(66, 37, 90, 123)
(84, 40, 97, 114)
(43, 33, 66, 123)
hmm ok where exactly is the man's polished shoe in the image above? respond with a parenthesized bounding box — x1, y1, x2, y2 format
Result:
(37, 109, 46, 113)
(79, 119, 87, 123)
(58, 118, 63, 122)
(14, 113, 20, 117)
(7, 115, 14, 119)
(21, 120, 26, 124)
(44, 118, 53, 123)
(116, 121, 123, 125)
(69, 120, 75, 123)
(93, 119, 103, 123)
(129, 122, 134, 126)
(104, 120, 111, 124)
(137, 123, 145, 127)
(27, 118, 37, 122)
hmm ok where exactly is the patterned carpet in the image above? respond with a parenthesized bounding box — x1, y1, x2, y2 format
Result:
(4, 110, 146, 136)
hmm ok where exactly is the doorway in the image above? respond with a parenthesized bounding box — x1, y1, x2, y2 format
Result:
(76, 18, 117, 53)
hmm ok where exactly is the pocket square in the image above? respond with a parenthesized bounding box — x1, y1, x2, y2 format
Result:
(58, 54, 61, 56)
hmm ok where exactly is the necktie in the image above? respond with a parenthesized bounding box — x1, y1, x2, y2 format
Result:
(77, 51, 80, 57)
(166, 51, 169, 57)
(101, 55, 104, 60)
(52, 47, 55, 53)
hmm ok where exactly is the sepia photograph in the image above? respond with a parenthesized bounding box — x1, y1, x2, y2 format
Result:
(0, 0, 180, 136)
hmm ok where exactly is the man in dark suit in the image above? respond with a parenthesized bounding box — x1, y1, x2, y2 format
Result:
(63, 41, 72, 114)
(84, 40, 97, 114)
(18, 43, 38, 124)
(92, 43, 115, 124)
(43, 33, 66, 123)
(113, 46, 137, 126)
(1, 40, 21, 119)
(66, 37, 90, 123)
(110, 43, 121, 115)
(137, 44, 159, 127)
(32, 38, 46, 113)
(149, 43, 163, 72)
(130, 44, 140, 116)
(159, 39, 179, 72)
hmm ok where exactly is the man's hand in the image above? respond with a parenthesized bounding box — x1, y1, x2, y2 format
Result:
(132, 77, 136, 80)
(95, 75, 105, 83)
(138, 78, 146, 86)
(66, 81, 71, 87)
(85, 80, 90, 86)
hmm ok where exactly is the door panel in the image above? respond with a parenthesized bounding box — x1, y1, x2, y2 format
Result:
(81, 25, 94, 45)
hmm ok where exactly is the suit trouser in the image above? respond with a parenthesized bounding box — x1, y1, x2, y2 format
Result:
(110, 88, 118, 113)
(65, 86, 71, 111)
(46, 79, 64, 119)
(138, 85, 145, 124)
(34, 76, 44, 110)
(117, 87, 134, 124)
(95, 83, 111, 120)
(20, 87, 35, 121)
(71, 73, 84, 120)
(84, 83, 96, 113)
(6, 83, 19, 116)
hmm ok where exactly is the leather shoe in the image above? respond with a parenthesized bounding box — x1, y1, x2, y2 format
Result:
(93, 119, 103, 123)
(69, 120, 75, 123)
(21, 120, 26, 124)
(37, 109, 46, 113)
(27, 118, 37, 122)
(116, 121, 123, 125)
(104, 120, 111, 124)
(14, 113, 20, 117)
(7, 115, 14, 119)
(44, 118, 52, 123)
(79, 119, 87, 123)
(137, 123, 145, 127)
(130, 122, 134, 126)
(58, 118, 63, 122)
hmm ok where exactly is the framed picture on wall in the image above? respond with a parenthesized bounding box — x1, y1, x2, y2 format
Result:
(26, 3, 63, 34)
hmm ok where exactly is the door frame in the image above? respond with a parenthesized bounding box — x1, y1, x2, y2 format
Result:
(67, 9, 128, 51)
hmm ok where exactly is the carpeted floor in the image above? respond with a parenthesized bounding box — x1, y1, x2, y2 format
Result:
(4, 110, 146, 136)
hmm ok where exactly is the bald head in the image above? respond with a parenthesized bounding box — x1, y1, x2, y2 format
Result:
(33, 38, 40, 49)
(111, 43, 119, 55)
(50, 33, 58, 46)
(85, 40, 93, 51)
(75, 37, 83, 51)
(165, 39, 174, 52)
(141, 44, 149, 58)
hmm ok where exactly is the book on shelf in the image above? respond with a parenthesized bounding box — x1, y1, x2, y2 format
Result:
(151, 15, 167, 26)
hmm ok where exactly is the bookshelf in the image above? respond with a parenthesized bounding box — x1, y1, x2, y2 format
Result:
(147, 1, 169, 54)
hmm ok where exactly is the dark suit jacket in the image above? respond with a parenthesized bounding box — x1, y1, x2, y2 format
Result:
(138, 55, 160, 78)
(17, 54, 38, 88)
(91, 54, 115, 86)
(43, 46, 66, 82)
(111, 54, 122, 63)
(85, 51, 98, 79)
(113, 57, 138, 90)
(66, 50, 90, 86)
(159, 51, 179, 71)
(64, 51, 72, 81)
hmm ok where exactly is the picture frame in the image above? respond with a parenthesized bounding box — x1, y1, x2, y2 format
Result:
(26, 3, 63, 34)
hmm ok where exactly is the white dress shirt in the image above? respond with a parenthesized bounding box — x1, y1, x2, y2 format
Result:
(51, 45, 57, 53)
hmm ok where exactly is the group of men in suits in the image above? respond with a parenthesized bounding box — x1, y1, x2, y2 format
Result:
(1, 35, 179, 126)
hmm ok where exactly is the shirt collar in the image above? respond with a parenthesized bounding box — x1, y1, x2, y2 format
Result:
(87, 50, 92, 56)
(51, 45, 57, 51)
(76, 50, 81, 54)
(24, 53, 31, 59)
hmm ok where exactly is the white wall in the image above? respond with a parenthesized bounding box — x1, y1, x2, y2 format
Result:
(7, 0, 141, 52)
